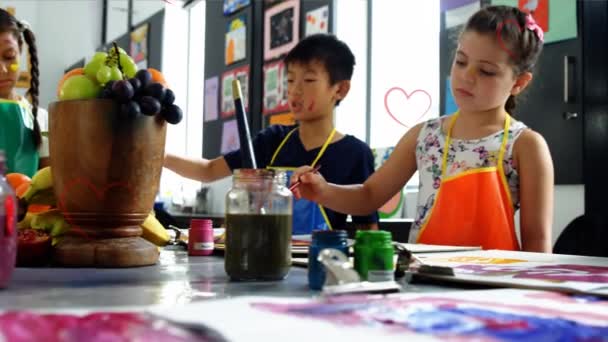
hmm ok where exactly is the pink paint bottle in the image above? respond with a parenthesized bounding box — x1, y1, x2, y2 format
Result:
(188, 219, 214, 256)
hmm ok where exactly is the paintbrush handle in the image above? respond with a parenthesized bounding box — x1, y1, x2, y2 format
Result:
(232, 79, 257, 169)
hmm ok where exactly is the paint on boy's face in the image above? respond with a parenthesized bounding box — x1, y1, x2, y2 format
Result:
(0, 32, 20, 97)
(450, 31, 517, 112)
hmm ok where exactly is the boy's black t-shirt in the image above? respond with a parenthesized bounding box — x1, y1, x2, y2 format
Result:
(224, 124, 379, 229)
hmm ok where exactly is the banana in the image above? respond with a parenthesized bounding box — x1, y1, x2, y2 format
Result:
(17, 212, 35, 230)
(30, 209, 71, 238)
(23, 167, 54, 203)
(141, 213, 170, 246)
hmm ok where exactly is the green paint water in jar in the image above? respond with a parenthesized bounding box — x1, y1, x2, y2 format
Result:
(224, 169, 292, 281)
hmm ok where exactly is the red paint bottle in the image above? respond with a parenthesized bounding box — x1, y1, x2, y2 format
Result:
(188, 219, 214, 256)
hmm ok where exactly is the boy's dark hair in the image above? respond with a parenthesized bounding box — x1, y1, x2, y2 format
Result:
(284, 34, 355, 106)
(0, 9, 41, 148)
(463, 5, 543, 113)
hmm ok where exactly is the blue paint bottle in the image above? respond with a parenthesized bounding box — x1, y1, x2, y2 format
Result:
(308, 230, 348, 290)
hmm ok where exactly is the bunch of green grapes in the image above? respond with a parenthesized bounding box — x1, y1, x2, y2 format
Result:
(83, 47, 138, 86)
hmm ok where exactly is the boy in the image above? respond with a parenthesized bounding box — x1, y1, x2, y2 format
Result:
(164, 34, 378, 234)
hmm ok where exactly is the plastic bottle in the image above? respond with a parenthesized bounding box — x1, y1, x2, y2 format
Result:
(0, 151, 17, 288)
(188, 219, 214, 256)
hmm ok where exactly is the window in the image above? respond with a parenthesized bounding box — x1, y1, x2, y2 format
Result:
(159, 0, 205, 206)
(369, 0, 440, 149)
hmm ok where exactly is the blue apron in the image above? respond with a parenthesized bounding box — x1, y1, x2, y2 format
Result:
(0, 99, 38, 177)
(267, 128, 335, 235)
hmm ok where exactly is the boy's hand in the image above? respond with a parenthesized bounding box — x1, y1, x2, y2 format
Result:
(290, 166, 327, 202)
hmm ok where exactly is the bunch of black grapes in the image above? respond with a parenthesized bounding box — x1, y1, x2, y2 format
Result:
(100, 69, 183, 124)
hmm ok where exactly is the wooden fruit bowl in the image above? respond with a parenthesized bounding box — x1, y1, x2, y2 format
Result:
(48, 99, 166, 267)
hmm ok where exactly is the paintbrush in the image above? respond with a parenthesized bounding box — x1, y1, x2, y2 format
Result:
(289, 164, 322, 192)
(232, 79, 257, 169)
(394, 244, 455, 277)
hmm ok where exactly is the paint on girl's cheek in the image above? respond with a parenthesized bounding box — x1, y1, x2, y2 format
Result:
(308, 100, 315, 112)
(9, 63, 18, 72)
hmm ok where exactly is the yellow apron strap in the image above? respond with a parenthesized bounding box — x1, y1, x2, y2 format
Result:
(318, 204, 334, 230)
(496, 115, 511, 166)
(441, 112, 459, 177)
(496, 114, 513, 208)
(269, 128, 298, 167)
(311, 128, 336, 167)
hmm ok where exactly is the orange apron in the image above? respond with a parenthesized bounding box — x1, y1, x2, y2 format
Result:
(416, 113, 520, 250)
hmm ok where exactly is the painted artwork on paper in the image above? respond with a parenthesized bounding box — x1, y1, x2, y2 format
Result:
(130, 23, 149, 69)
(252, 289, 608, 341)
(263, 61, 290, 115)
(220, 119, 240, 154)
(417, 250, 608, 296)
(264, 0, 299, 61)
(372, 147, 404, 218)
(225, 16, 247, 65)
(305, 6, 329, 36)
(204, 76, 219, 122)
(223, 0, 250, 16)
(221, 65, 249, 118)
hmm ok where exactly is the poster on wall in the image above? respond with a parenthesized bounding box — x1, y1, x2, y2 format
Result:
(223, 0, 250, 16)
(263, 61, 290, 115)
(305, 5, 329, 36)
(204, 76, 219, 122)
(130, 23, 149, 69)
(518, 0, 548, 32)
(264, 0, 299, 61)
(491, 0, 576, 43)
(225, 16, 247, 65)
(221, 65, 250, 118)
(372, 147, 404, 219)
(220, 119, 241, 154)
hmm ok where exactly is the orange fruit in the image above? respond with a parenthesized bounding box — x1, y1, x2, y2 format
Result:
(6, 173, 31, 191)
(15, 182, 30, 198)
(148, 68, 168, 87)
(57, 67, 85, 98)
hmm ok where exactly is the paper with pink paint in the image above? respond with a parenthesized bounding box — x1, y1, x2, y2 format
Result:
(414, 249, 608, 297)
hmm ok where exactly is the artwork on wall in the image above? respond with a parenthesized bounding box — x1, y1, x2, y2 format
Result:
(204, 76, 219, 122)
(223, 0, 251, 16)
(225, 16, 247, 65)
(221, 65, 250, 118)
(305, 5, 329, 36)
(130, 23, 149, 69)
(518, 0, 548, 32)
(372, 147, 404, 218)
(491, 0, 576, 43)
(263, 61, 290, 115)
(220, 119, 240, 154)
(264, 0, 299, 61)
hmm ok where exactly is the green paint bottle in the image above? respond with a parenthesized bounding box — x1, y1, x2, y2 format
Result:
(354, 230, 394, 282)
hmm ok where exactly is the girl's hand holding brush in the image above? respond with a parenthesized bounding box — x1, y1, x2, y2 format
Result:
(289, 165, 326, 202)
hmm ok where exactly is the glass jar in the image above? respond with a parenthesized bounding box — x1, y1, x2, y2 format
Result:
(308, 229, 349, 290)
(354, 230, 394, 282)
(224, 169, 292, 280)
(0, 151, 17, 289)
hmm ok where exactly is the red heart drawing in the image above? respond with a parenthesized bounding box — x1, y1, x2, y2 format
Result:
(496, 19, 524, 60)
(384, 87, 432, 128)
(56, 178, 137, 240)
